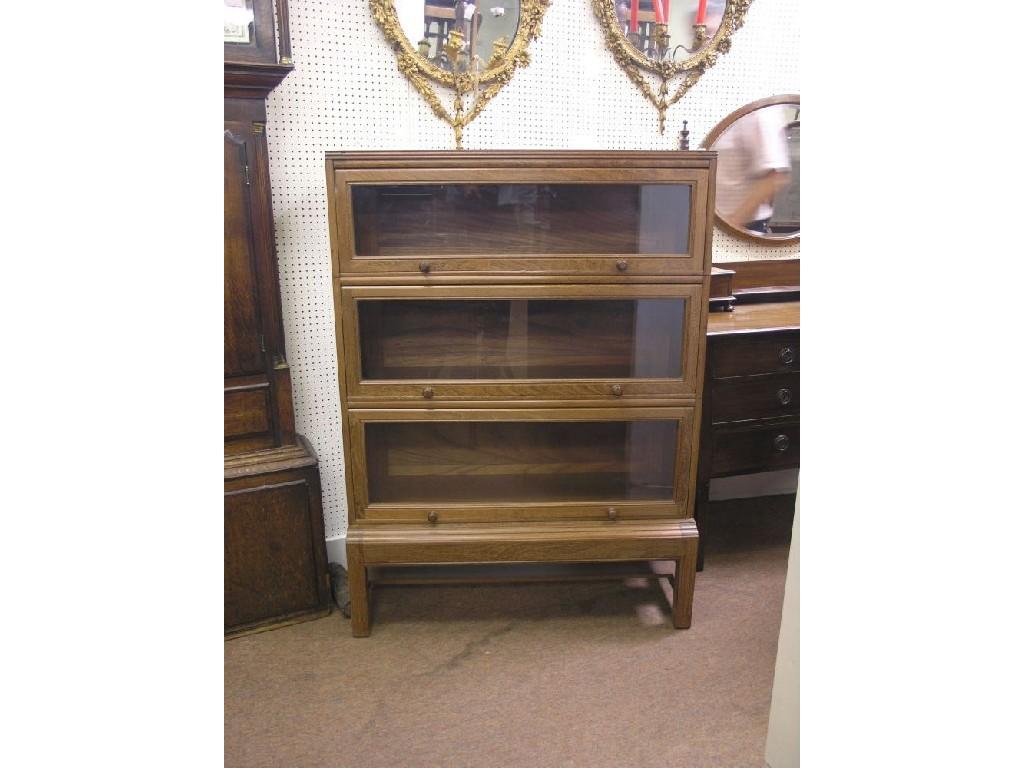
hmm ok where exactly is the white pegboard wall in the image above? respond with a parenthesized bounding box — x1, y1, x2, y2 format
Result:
(265, 0, 800, 545)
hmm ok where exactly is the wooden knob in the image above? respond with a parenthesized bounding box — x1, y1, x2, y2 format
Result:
(777, 387, 792, 405)
(427, 510, 438, 523)
(419, 261, 431, 274)
(773, 434, 790, 452)
(616, 260, 628, 272)
(611, 384, 623, 397)
(422, 386, 434, 399)
(778, 346, 795, 364)
(607, 507, 618, 521)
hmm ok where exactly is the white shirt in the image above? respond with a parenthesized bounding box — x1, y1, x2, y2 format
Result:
(714, 105, 791, 223)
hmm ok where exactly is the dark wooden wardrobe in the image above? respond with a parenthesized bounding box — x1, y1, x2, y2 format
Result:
(224, 0, 330, 636)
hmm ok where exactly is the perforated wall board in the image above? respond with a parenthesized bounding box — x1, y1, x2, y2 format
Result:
(264, 0, 800, 559)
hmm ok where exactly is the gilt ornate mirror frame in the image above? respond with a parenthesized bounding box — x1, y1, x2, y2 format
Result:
(369, 0, 550, 149)
(591, 0, 752, 132)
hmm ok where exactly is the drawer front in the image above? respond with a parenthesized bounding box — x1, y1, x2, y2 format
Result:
(710, 331, 799, 378)
(225, 387, 271, 440)
(711, 421, 800, 477)
(340, 284, 704, 403)
(328, 165, 711, 277)
(346, 407, 694, 523)
(711, 373, 799, 423)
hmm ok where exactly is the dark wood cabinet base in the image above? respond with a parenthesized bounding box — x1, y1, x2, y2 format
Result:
(696, 302, 800, 571)
(225, 436, 331, 638)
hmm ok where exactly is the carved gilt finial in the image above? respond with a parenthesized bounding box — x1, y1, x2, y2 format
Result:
(653, 23, 670, 54)
(444, 29, 465, 68)
(489, 36, 509, 67)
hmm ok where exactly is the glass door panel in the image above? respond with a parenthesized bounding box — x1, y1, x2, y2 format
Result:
(358, 297, 685, 381)
(350, 183, 692, 258)
(341, 285, 702, 401)
(364, 419, 678, 506)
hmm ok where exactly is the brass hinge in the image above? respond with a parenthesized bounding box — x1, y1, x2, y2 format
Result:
(244, 164, 251, 186)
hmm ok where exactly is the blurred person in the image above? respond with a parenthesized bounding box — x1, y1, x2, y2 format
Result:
(714, 104, 791, 234)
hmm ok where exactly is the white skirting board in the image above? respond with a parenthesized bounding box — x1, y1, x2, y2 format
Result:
(325, 536, 347, 569)
(765, 488, 800, 767)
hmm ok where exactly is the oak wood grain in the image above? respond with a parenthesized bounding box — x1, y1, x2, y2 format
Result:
(326, 154, 714, 278)
(340, 283, 702, 403)
(331, 151, 714, 635)
(346, 520, 699, 634)
(706, 301, 800, 336)
(727, 258, 800, 291)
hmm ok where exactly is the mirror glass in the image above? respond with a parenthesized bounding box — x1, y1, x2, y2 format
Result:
(613, 0, 726, 62)
(396, 1, 522, 72)
(710, 102, 800, 240)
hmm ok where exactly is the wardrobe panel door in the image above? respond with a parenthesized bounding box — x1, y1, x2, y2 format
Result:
(224, 125, 265, 377)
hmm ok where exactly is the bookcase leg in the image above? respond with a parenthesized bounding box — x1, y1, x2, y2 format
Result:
(346, 545, 371, 637)
(673, 541, 697, 629)
(695, 480, 709, 572)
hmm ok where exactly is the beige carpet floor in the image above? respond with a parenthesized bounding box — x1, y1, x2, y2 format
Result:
(225, 496, 795, 768)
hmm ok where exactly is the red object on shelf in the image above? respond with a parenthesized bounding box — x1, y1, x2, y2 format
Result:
(665, 0, 670, 20)
(630, 0, 638, 32)
(696, 0, 707, 24)
(653, 0, 665, 24)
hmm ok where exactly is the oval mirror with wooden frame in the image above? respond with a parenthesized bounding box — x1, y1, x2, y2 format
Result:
(703, 94, 800, 244)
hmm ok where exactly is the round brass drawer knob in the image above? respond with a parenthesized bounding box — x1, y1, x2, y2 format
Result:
(779, 346, 795, 365)
(422, 386, 434, 399)
(607, 507, 618, 521)
(419, 261, 431, 274)
(616, 260, 628, 272)
(427, 511, 439, 523)
(773, 434, 791, 452)
(611, 384, 623, 397)
(777, 387, 793, 405)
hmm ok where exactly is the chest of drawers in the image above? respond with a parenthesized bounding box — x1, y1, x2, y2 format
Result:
(327, 151, 716, 635)
(695, 302, 800, 568)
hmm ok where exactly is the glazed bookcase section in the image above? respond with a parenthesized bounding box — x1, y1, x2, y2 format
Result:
(345, 407, 695, 523)
(350, 183, 690, 257)
(337, 284, 703, 403)
(326, 152, 714, 277)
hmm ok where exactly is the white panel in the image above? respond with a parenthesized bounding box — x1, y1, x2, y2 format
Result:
(264, 0, 801, 543)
